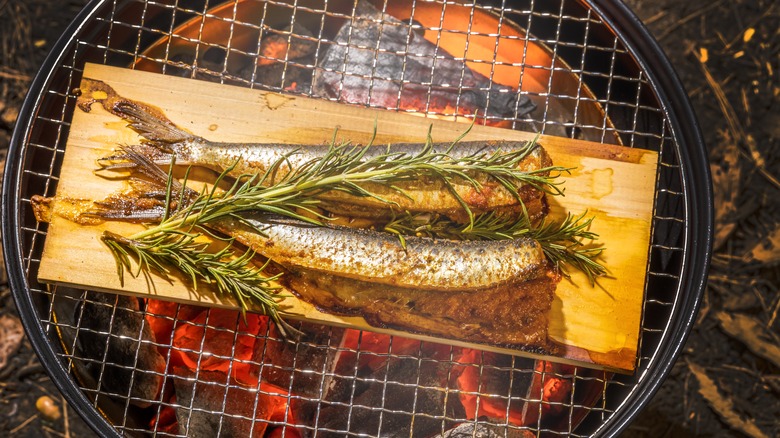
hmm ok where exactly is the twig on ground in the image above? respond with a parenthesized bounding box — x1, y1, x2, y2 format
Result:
(716, 312, 780, 368)
(692, 48, 780, 190)
(656, 0, 725, 41)
(61, 395, 70, 438)
(9, 413, 38, 434)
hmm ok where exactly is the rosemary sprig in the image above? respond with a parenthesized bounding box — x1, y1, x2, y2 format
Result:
(383, 210, 607, 283)
(122, 131, 567, 240)
(102, 229, 300, 336)
(101, 132, 567, 325)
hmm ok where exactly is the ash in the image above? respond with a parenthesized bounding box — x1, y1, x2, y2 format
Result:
(312, 1, 535, 120)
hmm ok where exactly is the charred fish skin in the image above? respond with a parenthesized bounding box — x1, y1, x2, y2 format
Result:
(286, 267, 559, 353)
(315, 184, 550, 225)
(185, 139, 551, 178)
(216, 214, 547, 292)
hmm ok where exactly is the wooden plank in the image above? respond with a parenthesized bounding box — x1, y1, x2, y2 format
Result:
(37, 64, 658, 373)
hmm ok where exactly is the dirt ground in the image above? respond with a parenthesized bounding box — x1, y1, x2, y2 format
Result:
(0, 0, 777, 437)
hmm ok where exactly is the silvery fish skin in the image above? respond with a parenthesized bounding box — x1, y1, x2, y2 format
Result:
(106, 101, 552, 221)
(217, 214, 547, 291)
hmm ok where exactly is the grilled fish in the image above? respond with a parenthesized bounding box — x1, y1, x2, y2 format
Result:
(220, 214, 556, 351)
(33, 190, 556, 351)
(78, 79, 553, 223)
(32, 146, 549, 292)
(32, 192, 548, 291)
(216, 213, 547, 291)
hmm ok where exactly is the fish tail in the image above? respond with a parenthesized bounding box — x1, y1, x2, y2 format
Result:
(90, 145, 198, 221)
(113, 100, 195, 145)
(78, 78, 196, 168)
(99, 100, 198, 169)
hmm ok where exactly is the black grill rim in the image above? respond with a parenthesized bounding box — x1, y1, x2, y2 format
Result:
(3, 0, 123, 436)
(1, 1, 713, 437)
(583, 0, 712, 436)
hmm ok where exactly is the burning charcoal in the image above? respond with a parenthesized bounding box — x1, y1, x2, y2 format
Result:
(257, 322, 344, 397)
(172, 367, 292, 437)
(521, 362, 602, 432)
(258, 28, 316, 65)
(456, 350, 535, 425)
(257, 323, 345, 432)
(313, 333, 464, 437)
(437, 422, 535, 438)
(170, 308, 268, 385)
(74, 291, 165, 408)
(313, 1, 535, 120)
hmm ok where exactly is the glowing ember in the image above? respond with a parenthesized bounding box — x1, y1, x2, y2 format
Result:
(455, 349, 532, 425)
(145, 301, 295, 435)
(171, 308, 267, 384)
(521, 361, 574, 427)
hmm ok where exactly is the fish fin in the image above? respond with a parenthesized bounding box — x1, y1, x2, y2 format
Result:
(90, 145, 198, 221)
(98, 144, 175, 170)
(85, 199, 168, 222)
(79, 78, 197, 165)
(108, 101, 199, 168)
(113, 100, 195, 145)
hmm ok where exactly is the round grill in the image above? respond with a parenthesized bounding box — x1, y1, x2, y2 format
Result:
(3, 0, 712, 436)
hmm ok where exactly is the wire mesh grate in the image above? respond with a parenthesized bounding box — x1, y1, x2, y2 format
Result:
(6, 0, 699, 436)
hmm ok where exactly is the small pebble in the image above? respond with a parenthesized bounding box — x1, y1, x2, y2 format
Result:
(35, 395, 62, 421)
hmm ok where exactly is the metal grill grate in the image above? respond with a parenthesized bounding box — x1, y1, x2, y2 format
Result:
(5, 0, 709, 436)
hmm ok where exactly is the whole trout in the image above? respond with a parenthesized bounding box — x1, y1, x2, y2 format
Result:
(31, 193, 548, 292)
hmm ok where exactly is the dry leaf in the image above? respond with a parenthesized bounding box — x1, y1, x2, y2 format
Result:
(723, 293, 760, 312)
(746, 225, 780, 265)
(700, 56, 745, 250)
(717, 312, 780, 368)
(0, 314, 25, 371)
(689, 363, 769, 438)
(743, 28, 755, 43)
(710, 144, 741, 249)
